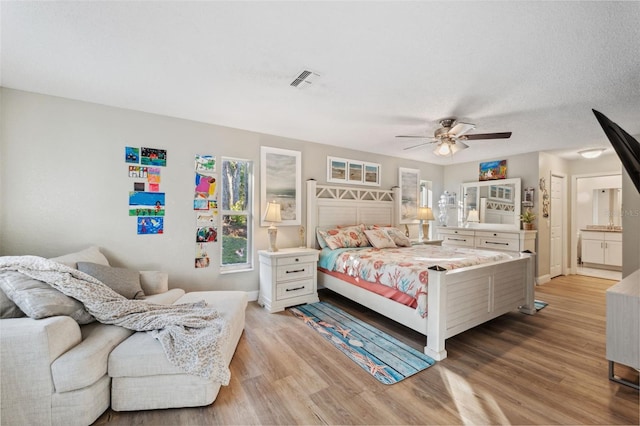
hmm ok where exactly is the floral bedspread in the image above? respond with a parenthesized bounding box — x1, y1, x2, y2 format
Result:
(319, 245, 515, 317)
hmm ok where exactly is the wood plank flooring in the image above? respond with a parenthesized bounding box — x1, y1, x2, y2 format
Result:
(95, 274, 639, 425)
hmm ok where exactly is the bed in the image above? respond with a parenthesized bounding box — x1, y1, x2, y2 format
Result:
(305, 180, 536, 360)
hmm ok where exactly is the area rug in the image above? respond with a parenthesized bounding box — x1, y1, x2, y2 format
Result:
(289, 302, 435, 384)
(535, 300, 548, 311)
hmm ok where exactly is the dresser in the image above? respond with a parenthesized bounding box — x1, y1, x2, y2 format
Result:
(606, 269, 639, 389)
(258, 248, 319, 313)
(437, 227, 536, 253)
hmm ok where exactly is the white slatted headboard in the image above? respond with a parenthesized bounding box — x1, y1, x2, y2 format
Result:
(306, 180, 400, 248)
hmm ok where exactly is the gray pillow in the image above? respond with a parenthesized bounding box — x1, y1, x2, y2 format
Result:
(0, 271, 94, 324)
(76, 262, 145, 300)
(0, 286, 25, 319)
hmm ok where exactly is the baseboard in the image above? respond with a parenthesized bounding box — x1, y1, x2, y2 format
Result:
(246, 290, 259, 302)
(536, 275, 551, 285)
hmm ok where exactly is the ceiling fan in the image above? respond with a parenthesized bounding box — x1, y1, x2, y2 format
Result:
(396, 118, 512, 157)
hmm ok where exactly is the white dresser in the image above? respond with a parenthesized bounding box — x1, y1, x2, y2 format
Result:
(437, 227, 537, 253)
(606, 269, 639, 389)
(258, 248, 319, 313)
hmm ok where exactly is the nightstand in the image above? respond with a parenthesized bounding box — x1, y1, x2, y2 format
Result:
(258, 247, 319, 313)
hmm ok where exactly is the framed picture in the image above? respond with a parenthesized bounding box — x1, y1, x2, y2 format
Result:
(479, 160, 507, 181)
(399, 167, 420, 223)
(348, 162, 363, 183)
(261, 147, 301, 226)
(363, 162, 381, 186)
(327, 157, 348, 183)
(327, 157, 381, 186)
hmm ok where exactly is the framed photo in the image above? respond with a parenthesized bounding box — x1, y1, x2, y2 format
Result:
(479, 160, 507, 181)
(348, 162, 363, 183)
(261, 147, 301, 226)
(399, 167, 420, 223)
(363, 162, 381, 186)
(327, 157, 381, 186)
(327, 157, 348, 183)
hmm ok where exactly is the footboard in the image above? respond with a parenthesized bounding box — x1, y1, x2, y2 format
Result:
(425, 251, 536, 360)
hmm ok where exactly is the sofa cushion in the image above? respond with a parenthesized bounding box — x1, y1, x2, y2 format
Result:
(0, 285, 24, 318)
(51, 322, 134, 393)
(77, 262, 145, 300)
(109, 291, 247, 379)
(142, 288, 185, 305)
(139, 271, 169, 295)
(0, 271, 94, 324)
(49, 246, 109, 269)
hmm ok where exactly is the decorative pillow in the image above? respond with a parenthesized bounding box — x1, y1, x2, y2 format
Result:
(50, 246, 110, 269)
(364, 229, 397, 249)
(0, 271, 94, 323)
(76, 262, 145, 300)
(318, 226, 370, 250)
(383, 227, 412, 247)
(316, 228, 329, 249)
(0, 286, 25, 318)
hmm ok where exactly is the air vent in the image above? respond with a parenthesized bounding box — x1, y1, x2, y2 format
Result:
(290, 69, 320, 88)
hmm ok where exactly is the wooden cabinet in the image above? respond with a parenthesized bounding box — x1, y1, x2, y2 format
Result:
(438, 227, 536, 253)
(606, 269, 639, 389)
(581, 231, 622, 268)
(258, 248, 319, 313)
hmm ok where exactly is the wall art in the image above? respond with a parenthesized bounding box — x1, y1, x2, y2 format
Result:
(261, 146, 301, 226)
(327, 156, 381, 186)
(479, 160, 507, 181)
(399, 167, 420, 223)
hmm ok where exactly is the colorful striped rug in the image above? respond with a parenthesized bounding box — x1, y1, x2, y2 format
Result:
(289, 302, 435, 384)
(535, 300, 548, 311)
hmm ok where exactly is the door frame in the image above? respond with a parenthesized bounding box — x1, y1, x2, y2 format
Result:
(570, 171, 621, 274)
(550, 172, 568, 277)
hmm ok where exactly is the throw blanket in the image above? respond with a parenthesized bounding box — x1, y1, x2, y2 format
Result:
(0, 256, 230, 384)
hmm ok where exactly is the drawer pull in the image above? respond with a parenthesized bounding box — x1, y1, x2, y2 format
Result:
(286, 269, 305, 274)
(286, 286, 305, 292)
(450, 238, 467, 242)
(486, 241, 509, 246)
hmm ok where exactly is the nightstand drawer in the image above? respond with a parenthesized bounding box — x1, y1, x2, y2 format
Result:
(276, 254, 318, 266)
(441, 234, 475, 247)
(276, 262, 314, 281)
(277, 279, 314, 300)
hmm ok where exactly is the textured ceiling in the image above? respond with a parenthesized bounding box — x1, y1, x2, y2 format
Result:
(2, 1, 639, 165)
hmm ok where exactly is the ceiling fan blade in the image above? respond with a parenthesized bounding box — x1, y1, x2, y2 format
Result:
(449, 122, 475, 137)
(395, 135, 433, 139)
(454, 140, 469, 150)
(460, 132, 512, 140)
(403, 141, 437, 150)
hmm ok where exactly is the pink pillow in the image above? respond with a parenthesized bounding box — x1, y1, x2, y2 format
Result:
(318, 226, 370, 250)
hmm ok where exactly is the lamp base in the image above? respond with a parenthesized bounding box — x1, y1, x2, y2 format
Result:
(422, 223, 429, 241)
(267, 226, 278, 252)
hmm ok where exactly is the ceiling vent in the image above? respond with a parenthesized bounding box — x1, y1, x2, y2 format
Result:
(290, 69, 320, 88)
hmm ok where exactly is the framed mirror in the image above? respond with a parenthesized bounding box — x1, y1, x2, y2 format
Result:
(461, 178, 521, 230)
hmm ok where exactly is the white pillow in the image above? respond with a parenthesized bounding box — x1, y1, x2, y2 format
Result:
(50, 246, 110, 269)
(364, 229, 397, 249)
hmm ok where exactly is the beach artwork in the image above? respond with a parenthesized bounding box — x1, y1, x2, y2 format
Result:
(399, 168, 419, 223)
(137, 217, 163, 234)
(261, 147, 301, 226)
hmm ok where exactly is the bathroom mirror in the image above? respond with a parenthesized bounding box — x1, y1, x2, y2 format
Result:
(593, 187, 622, 226)
(461, 178, 521, 230)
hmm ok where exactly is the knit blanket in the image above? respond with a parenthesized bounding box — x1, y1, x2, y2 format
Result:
(0, 256, 230, 384)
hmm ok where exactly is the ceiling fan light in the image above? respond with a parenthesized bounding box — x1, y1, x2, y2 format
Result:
(579, 148, 605, 159)
(434, 143, 451, 156)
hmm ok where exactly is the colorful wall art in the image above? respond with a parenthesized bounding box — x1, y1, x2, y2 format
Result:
(141, 147, 167, 167)
(479, 160, 507, 181)
(193, 155, 218, 268)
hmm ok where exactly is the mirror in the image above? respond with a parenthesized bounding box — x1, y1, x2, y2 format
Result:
(460, 178, 521, 230)
(593, 188, 622, 226)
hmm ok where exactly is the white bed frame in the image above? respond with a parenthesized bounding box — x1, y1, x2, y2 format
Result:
(305, 180, 536, 360)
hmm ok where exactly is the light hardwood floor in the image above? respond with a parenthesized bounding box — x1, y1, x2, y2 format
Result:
(95, 274, 639, 425)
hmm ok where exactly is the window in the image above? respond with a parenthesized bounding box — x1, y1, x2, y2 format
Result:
(220, 157, 253, 272)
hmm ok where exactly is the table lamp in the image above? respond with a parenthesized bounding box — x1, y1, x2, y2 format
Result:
(263, 202, 282, 252)
(417, 207, 435, 241)
(466, 209, 480, 228)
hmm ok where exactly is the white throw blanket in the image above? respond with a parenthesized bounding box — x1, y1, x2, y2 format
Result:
(0, 256, 230, 384)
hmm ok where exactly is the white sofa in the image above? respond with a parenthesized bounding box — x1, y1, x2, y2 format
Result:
(0, 247, 247, 426)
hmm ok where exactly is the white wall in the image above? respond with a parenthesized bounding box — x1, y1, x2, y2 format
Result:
(0, 89, 443, 292)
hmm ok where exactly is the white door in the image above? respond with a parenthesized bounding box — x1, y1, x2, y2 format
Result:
(550, 175, 564, 277)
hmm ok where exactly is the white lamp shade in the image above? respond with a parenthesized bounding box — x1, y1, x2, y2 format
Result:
(417, 207, 435, 221)
(466, 209, 480, 223)
(263, 202, 282, 223)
